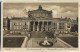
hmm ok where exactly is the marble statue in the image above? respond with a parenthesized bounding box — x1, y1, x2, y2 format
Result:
(42, 37, 50, 45)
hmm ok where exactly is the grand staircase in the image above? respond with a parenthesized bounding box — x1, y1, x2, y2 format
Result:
(30, 31, 54, 38)
(31, 31, 47, 38)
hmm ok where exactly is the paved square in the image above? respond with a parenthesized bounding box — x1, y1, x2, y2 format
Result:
(26, 38, 72, 48)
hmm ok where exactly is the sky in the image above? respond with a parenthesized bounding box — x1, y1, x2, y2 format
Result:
(3, 2, 78, 19)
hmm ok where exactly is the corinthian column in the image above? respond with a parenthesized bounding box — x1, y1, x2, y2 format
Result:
(41, 22, 44, 31)
(37, 22, 39, 31)
(33, 22, 35, 31)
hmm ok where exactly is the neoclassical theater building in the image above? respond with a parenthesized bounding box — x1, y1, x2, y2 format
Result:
(3, 5, 78, 36)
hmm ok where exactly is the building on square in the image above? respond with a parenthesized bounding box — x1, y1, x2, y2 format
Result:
(3, 5, 78, 36)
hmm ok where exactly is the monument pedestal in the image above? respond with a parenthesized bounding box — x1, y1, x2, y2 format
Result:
(39, 37, 53, 47)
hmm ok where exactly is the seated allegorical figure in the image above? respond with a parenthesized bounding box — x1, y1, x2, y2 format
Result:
(42, 36, 50, 45)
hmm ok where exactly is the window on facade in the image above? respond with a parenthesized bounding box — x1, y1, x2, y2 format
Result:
(67, 24, 70, 28)
(17, 23, 18, 25)
(63, 26, 64, 29)
(62, 23, 64, 29)
(54, 23, 55, 26)
(4, 28, 5, 30)
(59, 23, 64, 29)
(18, 26, 19, 29)
(20, 23, 21, 25)
(18, 22, 20, 25)
(60, 31, 61, 33)
(59, 23, 61, 25)
(44, 22, 47, 25)
(17, 22, 20, 25)
(14, 26, 16, 29)
(25, 22, 26, 25)
(53, 23, 57, 29)
(20, 26, 21, 29)
(48, 22, 51, 25)
(56, 23, 57, 29)
(3, 22, 6, 27)
(59, 23, 61, 29)
(16, 26, 18, 29)
(35, 25, 37, 31)
(62, 23, 64, 25)
(30, 25, 33, 31)
(14, 22, 15, 25)
(59, 26, 61, 29)
(54, 30, 55, 32)
(68, 26, 70, 28)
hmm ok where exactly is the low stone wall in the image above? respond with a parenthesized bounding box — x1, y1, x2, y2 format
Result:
(21, 37, 28, 48)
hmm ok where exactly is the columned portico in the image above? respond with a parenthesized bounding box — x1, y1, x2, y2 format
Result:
(30, 21, 51, 31)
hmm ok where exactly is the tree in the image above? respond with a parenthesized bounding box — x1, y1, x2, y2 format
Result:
(70, 24, 78, 32)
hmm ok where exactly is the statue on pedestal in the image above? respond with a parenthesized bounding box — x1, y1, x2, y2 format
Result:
(42, 36, 50, 45)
